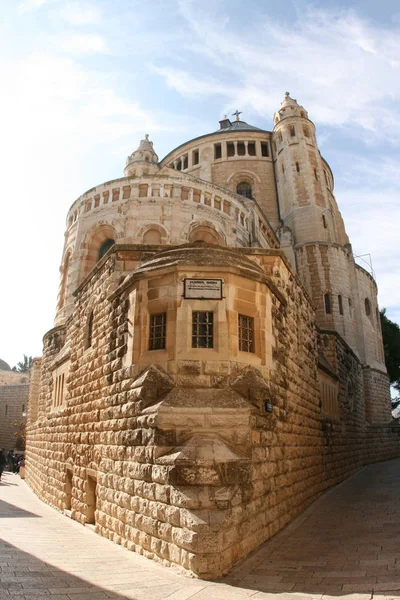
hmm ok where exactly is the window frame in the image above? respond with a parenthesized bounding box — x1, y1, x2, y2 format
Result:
(191, 311, 214, 349)
(238, 314, 255, 353)
(149, 312, 167, 351)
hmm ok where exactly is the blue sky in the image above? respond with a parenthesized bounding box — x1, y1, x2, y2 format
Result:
(0, 0, 399, 367)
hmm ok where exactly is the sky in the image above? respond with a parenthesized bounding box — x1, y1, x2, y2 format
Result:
(0, 0, 400, 368)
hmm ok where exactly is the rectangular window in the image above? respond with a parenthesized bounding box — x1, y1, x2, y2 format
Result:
(214, 144, 222, 160)
(192, 311, 213, 348)
(183, 155, 188, 169)
(324, 294, 331, 315)
(237, 142, 245, 156)
(227, 142, 235, 157)
(149, 313, 166, 350)
(192, 150, 199, 165)
(238, 315, 255, 352)
(261, 142, 269, 157)
(248, 142, 256, 156)
(338, 295, 344, 315)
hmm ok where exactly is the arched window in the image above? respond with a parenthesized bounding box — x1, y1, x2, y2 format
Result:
(236, 182, 252, 199)
(98, 238, 115, 260)
(365, 298, 371, 316)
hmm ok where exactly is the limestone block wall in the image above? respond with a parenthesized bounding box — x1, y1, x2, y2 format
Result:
(295, 243, 359, 352)
(25, 244, 400, 579)
(355, 265, 386, 367)
(0, 384, 29, 451)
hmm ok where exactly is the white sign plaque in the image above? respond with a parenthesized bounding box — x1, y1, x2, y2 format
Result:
(183, 278, 223, 299)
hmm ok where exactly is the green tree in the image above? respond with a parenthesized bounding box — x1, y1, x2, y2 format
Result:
(12, 355, 33, 373)
(380, 309, 400, 391)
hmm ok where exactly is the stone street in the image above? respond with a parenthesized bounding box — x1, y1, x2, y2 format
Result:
(1, 459, 400, 600)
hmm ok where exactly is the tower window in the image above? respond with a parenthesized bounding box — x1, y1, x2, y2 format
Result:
(365, 298, 371, 316)
(338, 295, 344, 315)
(192, 150, 199, 165)
(296, 162, 300, 173)
(314, 168, 318, 181)
(237, 182, 252, 199)
(227, 142, 235, 157)
(248, 142, 256, 156)
(322, 214, 327, 229)
(5, 404, 8, 416)
(324, 294, 331, 314)
(289, 125, 295, 137)
(237, 142, 245, 156)
(149, 313, 166, 350)
(303, 126, 310, 138)
(261, 142, 269, 157)
(238, 315, 254, 353)
(214, 144, 222, 159)
(183, 155, 188, 169)
(192, 311, 213, 348)
(98, 238, 115, 260)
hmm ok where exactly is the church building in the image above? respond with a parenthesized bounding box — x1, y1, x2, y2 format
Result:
(25, 94, 399, 579)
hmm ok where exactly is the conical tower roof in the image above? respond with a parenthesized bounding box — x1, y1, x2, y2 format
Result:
(124, 134, 159, 176)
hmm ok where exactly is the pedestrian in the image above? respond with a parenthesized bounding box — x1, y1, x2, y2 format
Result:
(6, 449, 14, 472)
(0, 449, 6, 481)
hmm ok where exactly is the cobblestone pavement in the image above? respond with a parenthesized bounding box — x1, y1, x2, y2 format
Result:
(1, 459, 400, 600)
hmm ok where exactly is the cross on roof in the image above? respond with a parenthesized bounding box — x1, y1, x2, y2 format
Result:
(232, 110, 242, 121)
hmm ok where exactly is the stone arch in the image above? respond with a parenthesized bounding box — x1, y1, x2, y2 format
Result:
(226, 170, 261, 200)
(137, 223, 168, 245)
(80, 224, 117, 281)
(187, 221, 225, 246)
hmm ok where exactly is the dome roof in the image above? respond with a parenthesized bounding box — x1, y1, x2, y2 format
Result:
(124, 134, 160, 177)
(214, 120, 266, 133)
(0, 359, 11, 371)
(274, 92, 309, 123)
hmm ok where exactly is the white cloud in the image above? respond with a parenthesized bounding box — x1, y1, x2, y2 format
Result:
(57, 33, 109, 55)
(17, 0, 57, 13)
(56, 1, 102, 26)
(158, 3, 400, 141)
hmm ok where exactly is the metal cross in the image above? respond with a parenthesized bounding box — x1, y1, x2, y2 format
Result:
(232, 110, 242, 121)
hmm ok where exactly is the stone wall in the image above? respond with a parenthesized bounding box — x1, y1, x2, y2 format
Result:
(0, 384, 29, 451)
(25, 244, 400, 579)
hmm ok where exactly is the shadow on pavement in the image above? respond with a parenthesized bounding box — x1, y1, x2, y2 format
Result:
(0, 499, 42, 518)
(223, 459, 400, 597)
(0, 539, 137, 600)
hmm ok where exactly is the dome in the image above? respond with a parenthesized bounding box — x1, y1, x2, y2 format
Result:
(274, 92, 308, 123)
(124, 134, 159, 177)
(214, 120, 267, 133)
(0, 359, 11, 371)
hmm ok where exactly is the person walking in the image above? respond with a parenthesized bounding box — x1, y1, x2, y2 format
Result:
(0, 449, 6, 481)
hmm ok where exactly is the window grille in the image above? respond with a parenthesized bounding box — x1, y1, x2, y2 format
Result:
(149, 313, 166, 350)
(192, 311, 213, 348)
(238, 315, 254, 352)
